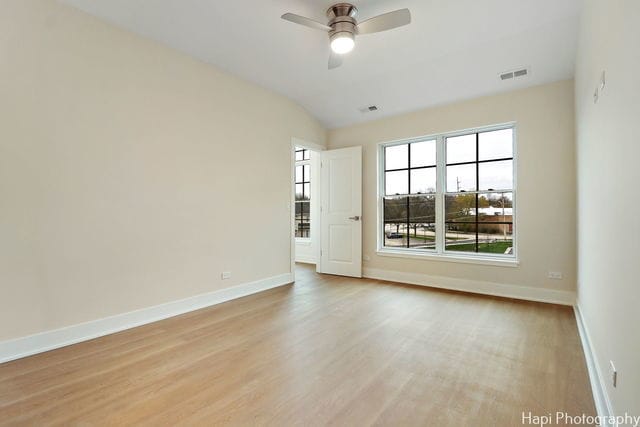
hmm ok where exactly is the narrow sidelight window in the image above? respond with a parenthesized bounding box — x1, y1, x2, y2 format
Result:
(295, 148, 311, 238)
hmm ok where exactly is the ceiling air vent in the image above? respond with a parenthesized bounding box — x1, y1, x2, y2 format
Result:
(500, 71, 514, 80)
(359, 105, 379, 113)
(499, 67, 529, 81)
(514, 68, 528, 77)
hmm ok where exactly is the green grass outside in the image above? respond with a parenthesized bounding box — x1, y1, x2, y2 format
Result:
(410, 234, 469, 241)
(408, 234, 435, 241)
(446, 241, 512, 254)
(388, 234, 464, 242)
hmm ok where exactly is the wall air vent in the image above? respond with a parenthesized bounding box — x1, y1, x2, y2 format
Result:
(499, 67, 529, 81)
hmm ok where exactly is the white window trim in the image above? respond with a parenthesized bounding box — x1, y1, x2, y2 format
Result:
(376, 122, 518, 266)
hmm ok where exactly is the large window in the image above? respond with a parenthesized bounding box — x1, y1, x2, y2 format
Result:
(380, 125, 516, 260)
(295, 148, 311, 238)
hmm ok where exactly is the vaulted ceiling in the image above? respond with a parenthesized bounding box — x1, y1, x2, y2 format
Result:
(60, 0, 582, 128)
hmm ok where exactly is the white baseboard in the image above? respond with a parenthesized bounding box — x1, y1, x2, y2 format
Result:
(294, 256, 316, 265)
(0, 273, 293, 364)
(574, 303, 615, 426)
(362, 267, 576, 305)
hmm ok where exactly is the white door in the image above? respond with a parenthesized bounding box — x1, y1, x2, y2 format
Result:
(320, 146, 362, 277)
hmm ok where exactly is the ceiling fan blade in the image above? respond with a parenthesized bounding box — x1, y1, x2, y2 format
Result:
(356, 8, 411, 35)
(281, 13, 331, 32)
(328, 51, 343, 70)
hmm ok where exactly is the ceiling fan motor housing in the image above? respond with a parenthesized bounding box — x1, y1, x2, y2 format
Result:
(327, 3, 358, 40)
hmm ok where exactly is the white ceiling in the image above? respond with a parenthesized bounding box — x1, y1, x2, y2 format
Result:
(60, 0, 583, 129)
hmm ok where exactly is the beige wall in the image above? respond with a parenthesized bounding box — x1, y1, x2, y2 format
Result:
(0, 0, 325, 341)
(575, 0, 640, 417)
(328, 80, 576, 293)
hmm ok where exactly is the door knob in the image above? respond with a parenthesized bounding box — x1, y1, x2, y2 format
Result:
(348, 216, 361, 221)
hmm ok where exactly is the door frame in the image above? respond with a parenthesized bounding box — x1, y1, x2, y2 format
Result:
(290, 138, 325, 281)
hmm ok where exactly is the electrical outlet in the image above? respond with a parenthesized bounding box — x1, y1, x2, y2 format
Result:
(221, 271, 231, 280)
(610, 360, 617, 387)
(547, 271, 563, 280)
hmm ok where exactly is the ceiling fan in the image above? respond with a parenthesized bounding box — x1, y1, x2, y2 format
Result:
(281, 3, 411, 69)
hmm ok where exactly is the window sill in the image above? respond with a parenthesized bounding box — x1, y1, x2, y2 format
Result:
(295, 238, 312, 245)
(376, 248, 519, 267)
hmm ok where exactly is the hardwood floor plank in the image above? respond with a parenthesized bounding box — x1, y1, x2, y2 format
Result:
(0, 264, 596, 426)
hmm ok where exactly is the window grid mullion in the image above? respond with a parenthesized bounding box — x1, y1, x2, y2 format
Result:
(436, 135, 445, 254)
(384, 165, 436, 173)
(475, 132, 479, 253)
(406, 146, 411, 248)
(446, 157, 513, 167)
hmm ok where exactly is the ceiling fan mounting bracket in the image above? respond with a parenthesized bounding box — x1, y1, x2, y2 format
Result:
(326, 3, 358, 20)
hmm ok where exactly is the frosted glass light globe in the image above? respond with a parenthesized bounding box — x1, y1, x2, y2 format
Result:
(330, 34, 355, 54)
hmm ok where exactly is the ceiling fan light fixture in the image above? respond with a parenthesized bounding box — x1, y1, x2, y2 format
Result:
(330, 32, 355, 54)
(281, 3, 411, 68)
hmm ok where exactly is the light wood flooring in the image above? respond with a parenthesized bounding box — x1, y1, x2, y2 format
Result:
(0, 263, 595, 426)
